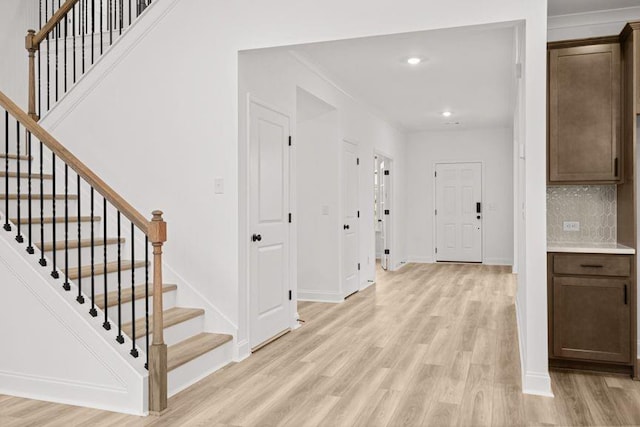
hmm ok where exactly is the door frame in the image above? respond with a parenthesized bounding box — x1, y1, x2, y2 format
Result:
(340, 138, 360, 297)
(432, 161, 485, 263)
(374, 150, 394, 272)
(244, 94, 297, 353)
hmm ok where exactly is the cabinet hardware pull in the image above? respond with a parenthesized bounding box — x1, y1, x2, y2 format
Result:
(580, 264, 603, 268)
(624, 284, 628, 305)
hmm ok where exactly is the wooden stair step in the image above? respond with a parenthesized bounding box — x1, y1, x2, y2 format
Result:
(0, 171, 53, 179)
(122, 307, 204, 338)
(10, 216, 99, 224)
(168, 333, 233, 372)
(94, 283, 177, 309)
(0, 154, 33, 161)
(37, 237, 124, 251)
(66, 260, 147, 280)
(0, 194, 78, 200)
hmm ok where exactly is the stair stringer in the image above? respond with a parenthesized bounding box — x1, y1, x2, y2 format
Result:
(0, 226, 148, 415)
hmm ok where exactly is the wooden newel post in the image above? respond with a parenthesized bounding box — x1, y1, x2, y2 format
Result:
(25, 30, 39, 122)
(148, 210, 167, 414)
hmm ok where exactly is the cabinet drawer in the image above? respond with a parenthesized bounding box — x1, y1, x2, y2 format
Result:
(553, 254, 631, 277)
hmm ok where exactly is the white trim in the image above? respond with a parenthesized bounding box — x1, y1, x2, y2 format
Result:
(373, 151, 394, 275)
(298, 290, 345, 303)
(393, 261, 409, 271)
(341, 138, 361, 298)
(483, 258, 513, 266)
(548, 6, 640, 42)
(360, 280, 376, 291)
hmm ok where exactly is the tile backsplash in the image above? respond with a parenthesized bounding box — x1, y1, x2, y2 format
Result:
(547, 185, 617, 244)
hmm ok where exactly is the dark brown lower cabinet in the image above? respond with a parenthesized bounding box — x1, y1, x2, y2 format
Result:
(553, 276, 630, 363)
(548, 252, 636, 376)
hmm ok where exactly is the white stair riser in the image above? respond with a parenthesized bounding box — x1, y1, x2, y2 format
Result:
(5, 178, 55, 194)
(167, 339, 234, 398)
(1, 159, 34, 174)
(68, 265, 148, 294)
(1, 198, 79, 219)
(44, 241, 121, 268)
(142, 314, 205, 348)
(101, 289, 177, 326)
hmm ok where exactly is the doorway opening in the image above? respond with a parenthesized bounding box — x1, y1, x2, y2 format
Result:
(374, 153, 392, 270)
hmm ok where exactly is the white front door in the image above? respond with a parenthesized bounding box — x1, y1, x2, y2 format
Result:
(435, 162, 482, 263)
(249, 101, 291, 349)
(342, 140, 359, 297)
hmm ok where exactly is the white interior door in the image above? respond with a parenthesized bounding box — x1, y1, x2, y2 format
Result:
(249, 101, 291, 349)
(380, 161, 390, 270)
(435, 162, 482, 263)
(342, 140, 359, 297)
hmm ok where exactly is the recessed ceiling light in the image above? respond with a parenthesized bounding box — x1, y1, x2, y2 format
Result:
(442, 111, 452, 117)
(407, 57, 422, 65)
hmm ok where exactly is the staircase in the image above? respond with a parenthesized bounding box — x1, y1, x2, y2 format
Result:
(0, 0, 233, 415)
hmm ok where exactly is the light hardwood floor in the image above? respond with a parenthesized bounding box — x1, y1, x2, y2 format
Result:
(3, 263, 640, 426)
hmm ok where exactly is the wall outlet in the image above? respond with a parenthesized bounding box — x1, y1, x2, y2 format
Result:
(563, 221, 580, 232)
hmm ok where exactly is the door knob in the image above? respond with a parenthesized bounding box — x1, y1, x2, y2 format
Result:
(343, 224, 350, 230)
(252, 234, 262, 242)
(477, 215, 481, 220)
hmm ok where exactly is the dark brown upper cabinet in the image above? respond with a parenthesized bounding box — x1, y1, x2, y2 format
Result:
(548, 43, 622, 184)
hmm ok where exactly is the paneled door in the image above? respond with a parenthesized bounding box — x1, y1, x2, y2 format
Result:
(249, 101, 291, 349)
(342, 140, 359, 297)
(435, 162, 482, 263)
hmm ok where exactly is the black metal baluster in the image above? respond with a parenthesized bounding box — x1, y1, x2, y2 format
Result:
(116, 211, 124, 343)
(63, 165, 70, 290)
(89, 187, 97, 317)
(130, 223, 138, 358)
(145, 235, 149, 369)
(100, 0, 103, 55)
(3, 112, 10, 232)
(119, 0, 123, 35)
(51, 154, 58, 278)
(76, 174, 84, 304)
(38, 1, 42, 118)
(91, 0, 95, 65)
(38, 140, 46, 267)
(109, 0, 113, 45)
(15, 121, 23, 243)
(46, 5, 50, 111)
(103, 197, 110, 330)
(128, 0, 131, 26)
(26, 132, 34, 254)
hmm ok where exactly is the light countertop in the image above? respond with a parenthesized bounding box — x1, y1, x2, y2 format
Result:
(547, 242, 636, 255)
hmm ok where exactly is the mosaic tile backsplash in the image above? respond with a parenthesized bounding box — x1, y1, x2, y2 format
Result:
(547, 185, 617, 244)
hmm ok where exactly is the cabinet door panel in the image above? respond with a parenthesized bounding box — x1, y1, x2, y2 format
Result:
(553, 276, 630, 363)
(549, 44, 621, 183)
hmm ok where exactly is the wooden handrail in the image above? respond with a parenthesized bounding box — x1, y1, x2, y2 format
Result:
(0, 90, 150, 234)
(33, 0, 81, 47)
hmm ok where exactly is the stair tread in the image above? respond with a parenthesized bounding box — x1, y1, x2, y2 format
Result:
(10, 216, 99, 224)
(65, 260, 147, 279)
(122, 307, 204, 338)
(0, 171, 53, 179)
(168, 332, 233, 372)
(37, 237, 124, 251)
(0, 154, 32, 161)
(0, 194, 78, 200)
(94, 283, 177, 309)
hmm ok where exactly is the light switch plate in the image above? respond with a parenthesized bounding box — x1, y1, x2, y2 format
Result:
(214, 178, 224, 194)
(563, 221, 580, 232)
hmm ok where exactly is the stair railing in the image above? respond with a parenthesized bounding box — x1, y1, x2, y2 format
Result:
(0, 90, 168, 413)
(26, 0, 153, 120)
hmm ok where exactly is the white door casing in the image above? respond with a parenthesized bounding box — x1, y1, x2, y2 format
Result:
(342, 140, 359, 297)
(249, 101, 291, 349)
(380, 160, 391, 270)
(435, 162, 482, 263)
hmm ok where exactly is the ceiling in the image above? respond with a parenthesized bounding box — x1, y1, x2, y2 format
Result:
(289, 26, 515, 132)
(548, 0, 640, 16)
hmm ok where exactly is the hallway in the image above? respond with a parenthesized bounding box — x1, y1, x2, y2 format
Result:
(2, 263, 640, 426)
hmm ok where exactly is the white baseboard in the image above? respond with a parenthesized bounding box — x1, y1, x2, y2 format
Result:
(360, 280, 375, 291)
(406, 256, 433, 264)
(298, 290, 344, 303)
(522, 371, 554, 397)
(483, 258, 513, 266)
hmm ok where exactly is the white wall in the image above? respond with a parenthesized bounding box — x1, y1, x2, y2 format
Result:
(239, 48, 407, 306)
(548, 6, 640, 41)
(37, 0, 549, 394)
(0, 1, 36, 109)
(0, 227, 147, 415)
(406, 128, 514, 265)
(296, 109, 342, 301)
